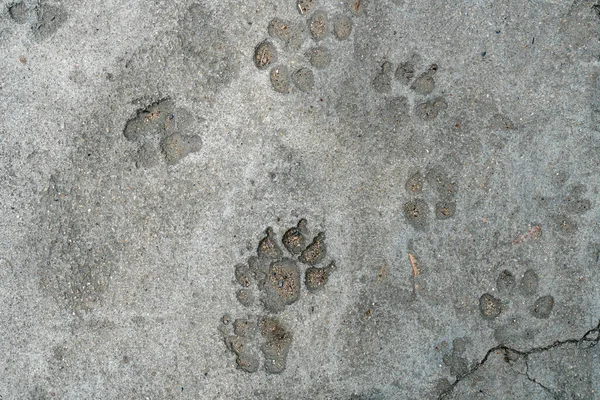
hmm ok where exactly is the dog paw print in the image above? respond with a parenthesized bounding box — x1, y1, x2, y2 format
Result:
(8, 0, 68, 41)
(253, 0, 365, 93)
(221, 315, 292, 374)
(222, 219, 336, 373)
(122, 99, 202, 168)
(436, 337, 473, 379)
(372, 54, 448, 122)
(534, 176, 593, 237)
(479, 269, 555, 345)
(403, 167, 458, 230)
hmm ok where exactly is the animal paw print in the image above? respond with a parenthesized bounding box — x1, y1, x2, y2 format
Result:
(534, 176, 593, 237)
(372, 54, 448, 121)
(437, 337, 472, 379)
(403, 167, 458, 230)
(253, 0, 365, 93)
(221, 315, 292, 374)
(122, 99, 202, 168)
(8, 0, 68, 41)
(479, 269, 555, 345)
(222, 219, 336, 373)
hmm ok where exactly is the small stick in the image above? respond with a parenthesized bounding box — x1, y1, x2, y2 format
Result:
(408, 253, 420, 298)
(376, 264, 387, 283)
(511, 225, 542, 246)
(260, 48, 268, 66)
(408, 253, 419, 277)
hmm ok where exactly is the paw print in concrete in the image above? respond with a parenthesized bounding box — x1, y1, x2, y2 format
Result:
(479, 269, 556, 346)
(253, 0, 365, 93)
(8, 0, 68, 41)
(437, 337, 473, 379)
(534, 177, 593, 237)
(122, 99, 202, 168)
(372, 54, 448, 122)
(221, 219, 336, 373)
(403, 167, 458, 230)
(221, 315, 292, 374)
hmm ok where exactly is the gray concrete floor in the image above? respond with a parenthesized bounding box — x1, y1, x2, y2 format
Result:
(1, 0, 599, 399)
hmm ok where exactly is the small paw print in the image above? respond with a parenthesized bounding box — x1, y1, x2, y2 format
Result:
(437, 337, 472, 379)
(372, 54, 448, 122)
(122, 99, 201, 168)
(403, 167, 458, 230)
(222, 219, 336, 373)
(253, 0, 364, 93)
(479, 269, 556, 345)
(222, 315, 293, 374)
(534, 178, 593, 237)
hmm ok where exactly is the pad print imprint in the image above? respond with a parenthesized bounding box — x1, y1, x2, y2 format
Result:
(221, 219, 337, 373)
(373, 55, 448, 123)
(479, 269, 556, 346)
(253, 0, 366, 93)
(122, 99, 201, 168)
(403, 167, 458, 231)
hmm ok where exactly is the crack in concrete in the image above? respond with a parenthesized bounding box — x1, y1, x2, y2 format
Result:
(437, 320, 600, 399)
(523, 356, 560, 399)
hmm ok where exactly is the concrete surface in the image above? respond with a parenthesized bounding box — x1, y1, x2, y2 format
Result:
(1, 0, 600, 398)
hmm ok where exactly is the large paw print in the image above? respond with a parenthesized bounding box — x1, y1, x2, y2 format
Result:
(403, 167, 458, 230)
(221, 219, 336, 373)
(246, 220, 336, 312)
(253, 0, 365, 93)
(372, 54, 448, 122)
(479, 269, 555, 345)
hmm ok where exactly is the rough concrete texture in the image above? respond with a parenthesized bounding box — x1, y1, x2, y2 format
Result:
(1, 0, 600, 399)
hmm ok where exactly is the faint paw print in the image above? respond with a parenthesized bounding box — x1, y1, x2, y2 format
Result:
(479, 269, 555, 345)
(372, 54, 448, 122)
(534, 177, 593, 237)
(403, 167, 458, 230)
(253, 0, 365, 93)
(122, 99, 202, 168)
(436, 337, 472, 379)
(221, 219, 336, 373)
(221, 315, 293, 374)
